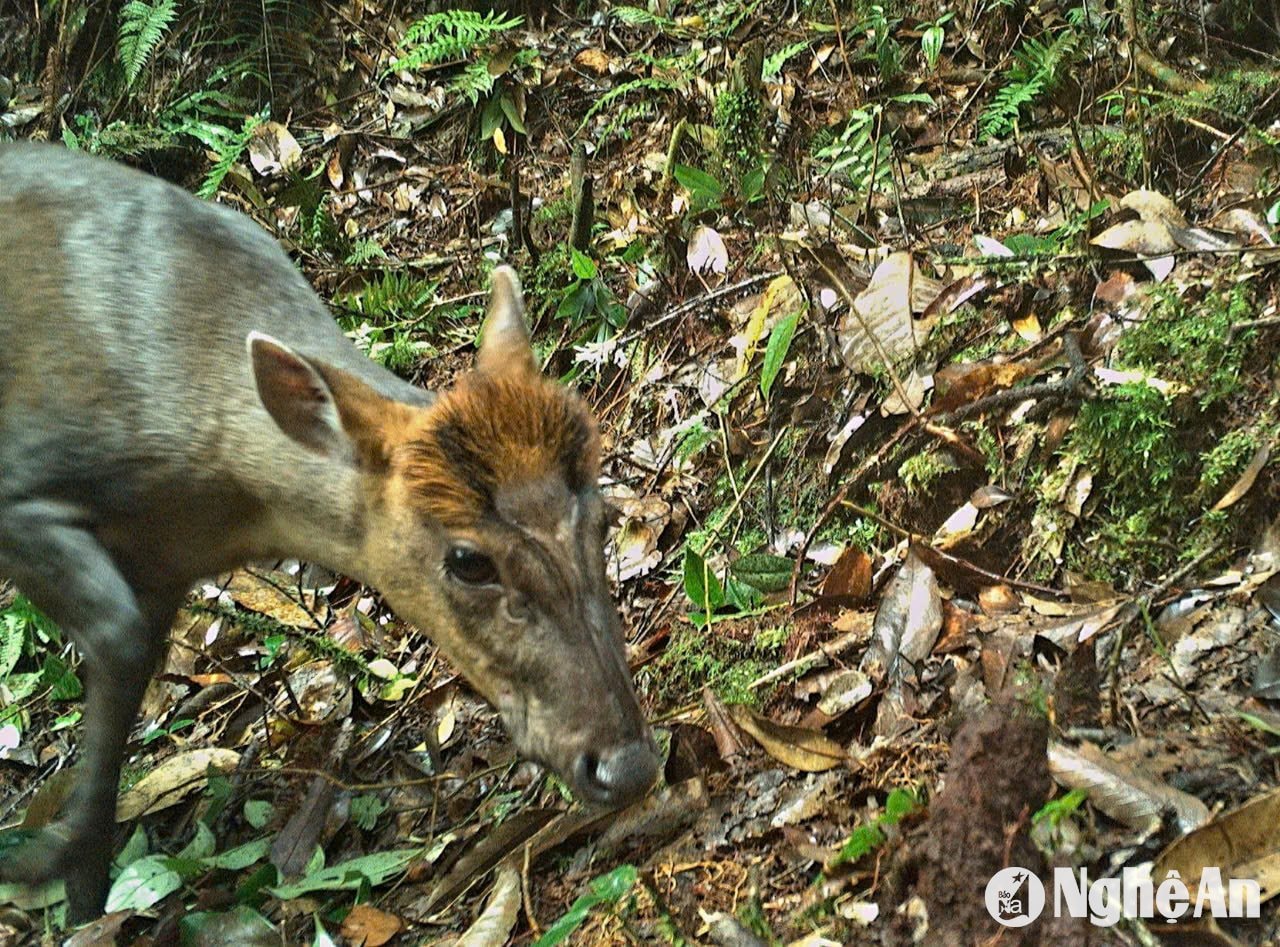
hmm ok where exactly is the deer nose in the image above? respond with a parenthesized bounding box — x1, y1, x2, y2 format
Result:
(573, 740, 659, 807)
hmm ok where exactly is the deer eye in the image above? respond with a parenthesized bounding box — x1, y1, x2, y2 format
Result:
(445, 546, 499, 586)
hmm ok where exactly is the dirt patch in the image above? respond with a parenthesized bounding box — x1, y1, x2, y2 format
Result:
(899, 698, 1112, 946)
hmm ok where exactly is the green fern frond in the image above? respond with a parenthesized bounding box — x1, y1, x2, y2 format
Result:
(612, 6, 676, 28)
(979, 30, 1080, 140)
(388, 9, 522, 75)
(118, 0, 179, 88)
(345, 239, 387, 267)
(764, 41, 809, 80)
(593, 100, 657, 148)
(578, 76, 676, 135)
(814, 108, 893, 196)
(451, 60, 496, 105)
(186, 112, 264, 199)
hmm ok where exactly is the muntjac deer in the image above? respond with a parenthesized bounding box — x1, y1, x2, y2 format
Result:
(0, 142, 658, 921)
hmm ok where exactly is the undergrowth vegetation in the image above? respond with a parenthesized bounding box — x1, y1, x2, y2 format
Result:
(2, 0, 1279, 941)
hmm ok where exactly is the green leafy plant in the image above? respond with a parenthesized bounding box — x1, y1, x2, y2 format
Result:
(0, 597, 74, 731)
(979, 28, 1081, 139)
(118, 0, 179, 88)
(683, 548, 727, 623)
(731, 553, 794, 594)
(106, 823, 273, 913)
(267, 848, 425, 900)
(351, 794, 389, 831)
(682, 548, 765, 627)
(533, 864, 637, 947)
(760, 310, 800, 400)
(344, 238, 387, 266)
(339, 271, 436, 323)
(1034, 788, 1087, 827)
(193, 111, 265, 199)
(829, 788, 919, 868)
(707, 0, 765, 39)
(579, 75, 680, 146)
(387, 10, 522, 76)
(612, 6, 678, 29)
(918, 12, 954, 70)
(859, 5, 904, 81)
(764, 41, 809, 80)
(555, 249, 626, 338)
(814, 94, 929, 197)
(814, 108, 887, 195)
(388, 9, 528, 150)
(673, 164, 727, 212)
(141, 716, 195, 746)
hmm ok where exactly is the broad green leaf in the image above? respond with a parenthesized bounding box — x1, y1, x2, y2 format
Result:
(267, 848, 422, 900)
(556, 281, 594, 323)
(570, 248, 597, 280)
(207, 836, 271, 871)
(106, 855, 183, 912)
(731, 554, 793, 594)
(243, 799, 274, 830)
(116, 824, 150, 869)
(921, 25, 944, 68)
(41, 654, 82, 700)
(180, 905, 278, 947)
(479, 94, 505, 140)
(682, 549, 725, 613)
(498, 92, 527, 134)
(723, 576, 764, 611)
(178, 821, 216, 861)
(672, 164, 724, 204)
(760, 309, 801, 400)
(533, 864, 637, 947)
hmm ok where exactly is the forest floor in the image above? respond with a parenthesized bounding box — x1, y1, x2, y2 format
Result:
(1, 1, 1280, 945)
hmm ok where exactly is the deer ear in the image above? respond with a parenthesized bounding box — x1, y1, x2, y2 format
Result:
(248, 332, 415, 466)
(247, 332, 353, 459)
(477, 265, 536, 377)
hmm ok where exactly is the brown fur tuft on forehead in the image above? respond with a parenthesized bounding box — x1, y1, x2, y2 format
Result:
(396, 372, 601, 528)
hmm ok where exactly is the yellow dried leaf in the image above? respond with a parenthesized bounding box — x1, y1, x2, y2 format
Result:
(117, 748, 241, 821)
(728, 704, 845, 772)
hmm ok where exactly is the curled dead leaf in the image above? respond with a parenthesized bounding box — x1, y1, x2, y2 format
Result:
(116, 748, 241, 821)
(838, 252, 935, 372)
(1049, 740, 1208, 834)
(1155, 784, 1280, 911)
(455, 863, 521, 947)
(248, 121, 301, 176)
(1212, 441, 1271, 511)
(1118, 188, 1188, 229)
(727, 703, 846, 772)
(340, 903, 405, 947)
